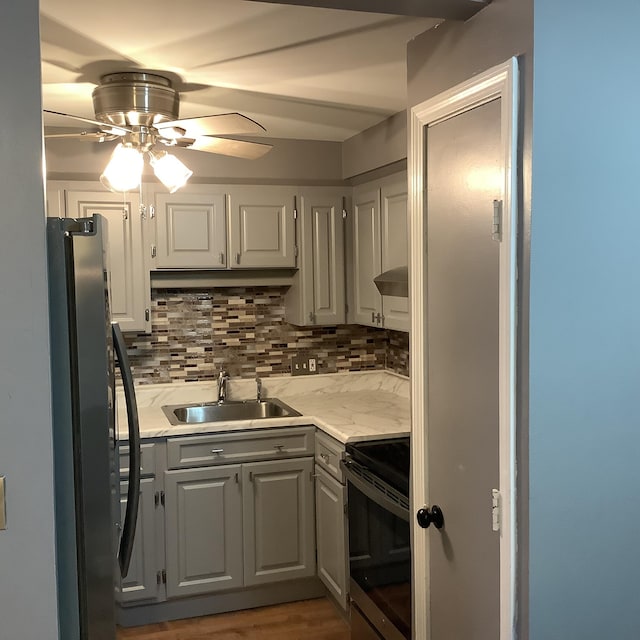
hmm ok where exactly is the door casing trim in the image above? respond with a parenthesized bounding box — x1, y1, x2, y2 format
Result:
(408, 57, 519, 640)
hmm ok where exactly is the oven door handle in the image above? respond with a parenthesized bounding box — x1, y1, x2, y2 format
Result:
(341, 459, 410, 522)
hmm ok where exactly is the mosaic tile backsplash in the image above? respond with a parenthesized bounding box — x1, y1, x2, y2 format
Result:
(123, 287, 410, 384)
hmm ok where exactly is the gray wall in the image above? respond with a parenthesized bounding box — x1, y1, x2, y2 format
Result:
(529, 1, 640, 638)
(0, 1, 60, 638)
(46, 135, 345, 185)
(342, 110, 407, 178)
(406, 0, 533, 636)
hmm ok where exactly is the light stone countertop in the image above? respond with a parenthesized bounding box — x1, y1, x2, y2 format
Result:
(117, 370, 410, 444)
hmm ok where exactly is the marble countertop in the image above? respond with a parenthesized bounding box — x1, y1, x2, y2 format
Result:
(117, 370, 410, 444)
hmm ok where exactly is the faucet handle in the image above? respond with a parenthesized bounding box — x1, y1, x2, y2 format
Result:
(255, 376, 262, 402)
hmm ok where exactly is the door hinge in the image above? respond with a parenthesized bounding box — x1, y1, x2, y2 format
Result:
(155, 490, 165, 507)
(149, 204, 155, 219)
(156, 570, 162, 585)
(294, 245, 299, 258)
(293, 195, 298, 219)
(151, 244, 157, 258)
(342, 196, 348, 219)
(145, 308, 150, 322)
(492, 200, 503, 242)
(139, 204, 147, 219)
(491, 488, 501, 532)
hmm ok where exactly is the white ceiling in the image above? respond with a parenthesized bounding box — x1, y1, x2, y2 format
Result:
(39, 0, 438, 142)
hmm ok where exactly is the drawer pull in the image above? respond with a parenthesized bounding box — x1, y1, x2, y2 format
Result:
(274, 444, 285, 452)
(211, 449, 224, 455)
(320, 452, 330, 463)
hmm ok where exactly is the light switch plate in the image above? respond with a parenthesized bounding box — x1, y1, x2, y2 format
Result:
(0, 476, 6, 530)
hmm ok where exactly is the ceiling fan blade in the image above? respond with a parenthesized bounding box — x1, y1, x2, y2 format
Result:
(43, 109, 132, 134)
(174, 136, 273, 160)
(157, 113, 266, 138)
(45, 131, 119, 142)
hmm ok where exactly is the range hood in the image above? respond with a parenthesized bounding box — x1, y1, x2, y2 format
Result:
(374, 266, 408, 298)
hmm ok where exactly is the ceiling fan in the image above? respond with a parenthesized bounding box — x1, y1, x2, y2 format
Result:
(45, 71, 273, 192)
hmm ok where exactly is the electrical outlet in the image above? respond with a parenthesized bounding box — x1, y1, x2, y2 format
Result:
(291, 354, 318, 376)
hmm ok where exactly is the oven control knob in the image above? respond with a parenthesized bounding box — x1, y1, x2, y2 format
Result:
(417, 505, 444, 529)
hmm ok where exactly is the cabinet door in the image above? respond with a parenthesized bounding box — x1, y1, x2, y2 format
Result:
(243, 457, 315, 586)
(164, 465, 243, 598)
(350, 185, 382, 327)
(228, 186, 296, 268)
(315, 467, 348, 610)
(66, 188, 150, 333)
(117, 477, 159, 603)
(154, 191, 226, 268)
(285, 189, 345, 325)
(380, 174, 409, 332)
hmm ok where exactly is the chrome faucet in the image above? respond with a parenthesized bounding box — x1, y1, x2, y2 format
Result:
(256, 376, 262, 403)
(217, 370, 229, 403)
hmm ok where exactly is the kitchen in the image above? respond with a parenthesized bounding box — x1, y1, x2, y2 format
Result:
(42, 1, 423, 639)
(4, 1, 640, 640)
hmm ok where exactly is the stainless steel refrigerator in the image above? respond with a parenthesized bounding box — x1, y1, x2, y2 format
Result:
(47, 214, 141, 640)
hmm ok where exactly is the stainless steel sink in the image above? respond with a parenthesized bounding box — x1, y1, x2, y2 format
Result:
(161, 398, 301, 425)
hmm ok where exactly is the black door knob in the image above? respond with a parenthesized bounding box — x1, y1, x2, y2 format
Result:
(417, 505, 445, 529)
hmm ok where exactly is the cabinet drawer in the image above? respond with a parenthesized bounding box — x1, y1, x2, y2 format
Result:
(119, 442, 157, 477)
(315, 431, 345, 483)
(167, 427, 315, 469)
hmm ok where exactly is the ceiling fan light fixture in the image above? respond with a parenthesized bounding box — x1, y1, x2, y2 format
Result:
(150, 151, 193, 193)
(100, 143, 143, 192)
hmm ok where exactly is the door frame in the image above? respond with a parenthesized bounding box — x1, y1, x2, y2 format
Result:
(408, 58, 519, 640)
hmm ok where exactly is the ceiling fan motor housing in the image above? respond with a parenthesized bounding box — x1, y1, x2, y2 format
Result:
(92, 72, 180, 128)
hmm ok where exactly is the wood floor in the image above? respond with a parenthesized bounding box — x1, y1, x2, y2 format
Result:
(116, 598, 350, 640)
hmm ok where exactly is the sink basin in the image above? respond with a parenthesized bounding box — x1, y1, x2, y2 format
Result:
(162, 398, 301, 426)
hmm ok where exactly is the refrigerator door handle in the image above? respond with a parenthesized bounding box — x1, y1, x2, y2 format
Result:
(112, 322, 141, 579)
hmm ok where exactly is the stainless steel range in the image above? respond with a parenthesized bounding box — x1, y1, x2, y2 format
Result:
(342, 438, 411, 640)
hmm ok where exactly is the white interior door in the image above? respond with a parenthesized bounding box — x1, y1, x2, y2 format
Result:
(409, 59, 518, 640)
(425, 98, 502, 639)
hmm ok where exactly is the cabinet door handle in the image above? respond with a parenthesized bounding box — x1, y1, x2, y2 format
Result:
(371, 311, 376, 323)
(211, 449, 224, 455)
(249, 471, 253, 482)
(219, 252, 225, 265)
(235, 252, 241, 264)
(235, 472, 239, 484)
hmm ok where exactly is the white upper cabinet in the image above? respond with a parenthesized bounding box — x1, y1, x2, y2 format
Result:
(227, 186, 297, 268)
(351, 185, 383, 327)
(348, 172, 409, 332)
(285, 188, 346, 326)
(56, 182, 151, 333)
(379, 174, 409, 331)
(154, 188, 227, 269)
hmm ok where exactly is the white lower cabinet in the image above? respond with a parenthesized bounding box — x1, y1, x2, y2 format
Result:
(314, 431, 349, 610)
(117, 476, 159, 603)
(117, 442, 162, 605)
(118, 429, 318, 611)
(315, 466, 348, 609)
(243, 458, 316, 586)
(164, 464, 243, 598)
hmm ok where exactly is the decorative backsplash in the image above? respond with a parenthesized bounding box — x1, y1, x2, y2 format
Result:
(123, 287, 410, 384)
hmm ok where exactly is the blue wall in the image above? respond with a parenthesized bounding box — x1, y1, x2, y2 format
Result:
(530, 1, 640, 637)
